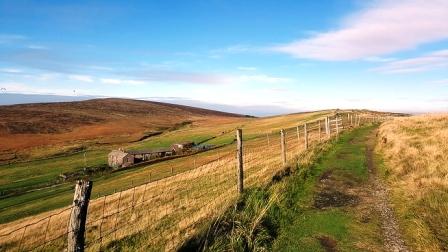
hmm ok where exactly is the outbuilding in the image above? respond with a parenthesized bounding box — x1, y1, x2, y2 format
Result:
(108, 149, 134, 169)
(171, 141, 195, 154)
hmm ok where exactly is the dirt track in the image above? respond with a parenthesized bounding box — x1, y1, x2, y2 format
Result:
(366, 131, 409, 252)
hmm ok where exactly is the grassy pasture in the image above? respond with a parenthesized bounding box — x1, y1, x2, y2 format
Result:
(0, 111, 329, 224)
(0, 110, 335, 251)
(377, 114, 448, 251)
(179, 125, 383, 251)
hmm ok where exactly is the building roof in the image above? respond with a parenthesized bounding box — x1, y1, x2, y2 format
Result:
(126, 148, 172, 155)
(173, 141, 195, 146)
(108, 150, 129, 159)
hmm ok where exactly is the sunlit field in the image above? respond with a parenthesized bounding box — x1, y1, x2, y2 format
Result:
(377, 114, 448, 251)
(1, 110, 363, 251)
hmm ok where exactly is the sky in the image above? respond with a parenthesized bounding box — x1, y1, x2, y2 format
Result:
(0, 0, 448, 115)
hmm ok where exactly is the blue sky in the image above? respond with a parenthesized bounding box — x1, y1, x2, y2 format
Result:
(0, 0, 447, 114)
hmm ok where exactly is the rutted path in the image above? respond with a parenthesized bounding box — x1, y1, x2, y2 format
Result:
(366, 132, 409, 252)
(271, 125, 410, 251)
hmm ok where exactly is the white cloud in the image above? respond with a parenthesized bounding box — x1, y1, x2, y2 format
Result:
(0, 34, 27, 44)
(0, 68, 23, 73)
(429, 79, 448, 86)
(237, 66, 257, 71)
(364, 56, 396, 62)
(69, 74, 94, 82)
(100, 78, 145, 85)
(0, 82, 73, 95)
(372, 49, 448, 73)
(27, 45, 48, 50)
(272, 0, 448, 61)
(230, 74, 292, 84)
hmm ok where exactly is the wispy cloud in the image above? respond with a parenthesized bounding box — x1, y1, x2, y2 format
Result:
(117, 69, 292, 85)
(0, 34, 27, 44)
(100, 78, 145, 85)
(237, 66, 257, 71)
(372, 49, 448, 73)
(272, 0, 448, 61)
(69, 74, 93, 82)
(208, 44, 260, 58)
(0, 68, 23, 74)
(27, 45, 48, 50)
(229, 74, 292, 84)
(429, 79, 448, 86)
(364, 56, 396, 62)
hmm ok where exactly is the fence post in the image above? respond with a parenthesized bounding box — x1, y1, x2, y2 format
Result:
(304, 123, 308, 149)
(281, 129, 287, 165)
(68, 180, 92, 252)
(296, 125, 300, 144)
(318, 120, 321, 142)
(350, 114, 353, 126)
(328, 117, 331, 138)
(236, 129, 244, 194)
(336, 117, 340, 136)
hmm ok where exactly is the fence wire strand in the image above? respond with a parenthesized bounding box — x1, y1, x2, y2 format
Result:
(0, 113, 381, 251)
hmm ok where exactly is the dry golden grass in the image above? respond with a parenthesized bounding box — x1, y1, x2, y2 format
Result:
(377, 114, 448, 251)
(0, 110, 370, 251)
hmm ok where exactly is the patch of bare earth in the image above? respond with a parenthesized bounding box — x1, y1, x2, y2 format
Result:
(312, 130, 408, 252)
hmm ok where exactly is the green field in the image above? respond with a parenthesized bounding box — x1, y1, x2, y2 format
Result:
(182, 124, 386, 251)
(0, 111, 329, 224)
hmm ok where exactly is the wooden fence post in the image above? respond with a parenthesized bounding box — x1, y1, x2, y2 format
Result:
(350, 114, 353, 126)
(327, 117, 331, 138)
(68, 180, 93, 252)
(318, 120, 321, 142)
(296, 125, 300, 144)
(281, 129, 287, 165)
(336, 117, 340, 136)
(236, 129, 243, 194)
(304, 123, 308, 150)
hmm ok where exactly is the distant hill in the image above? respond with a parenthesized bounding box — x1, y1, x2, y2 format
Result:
(0, 98, 246, 152)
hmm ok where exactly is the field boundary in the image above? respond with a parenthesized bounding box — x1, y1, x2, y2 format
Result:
(0, 111, 389, 251)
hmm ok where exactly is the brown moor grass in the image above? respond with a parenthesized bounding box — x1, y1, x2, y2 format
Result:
(377, 114, 448, 251)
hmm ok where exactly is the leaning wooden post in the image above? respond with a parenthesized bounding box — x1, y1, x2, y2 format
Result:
(281, 129, 287, 165)
(236, 129, 244, 194)
(304, 123, 308, 149)
(68, 180, 93, 252)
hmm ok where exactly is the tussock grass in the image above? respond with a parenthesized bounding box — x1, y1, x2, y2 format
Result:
(377, 114, 448, 251)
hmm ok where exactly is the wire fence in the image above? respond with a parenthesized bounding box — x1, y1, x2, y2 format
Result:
(0, 112, 387, 251)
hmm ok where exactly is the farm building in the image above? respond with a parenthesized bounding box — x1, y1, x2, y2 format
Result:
(108, 141, 197, 169)
(108, 150, 134, 169)
(108, 148, 174, 169)
(126, 148, 173, 162)
(171, 141, 195, 154)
